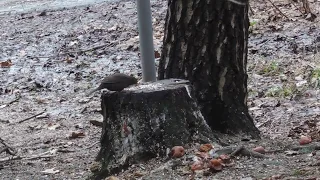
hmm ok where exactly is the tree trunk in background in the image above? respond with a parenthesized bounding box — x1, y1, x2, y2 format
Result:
(158, 0, 260, 138)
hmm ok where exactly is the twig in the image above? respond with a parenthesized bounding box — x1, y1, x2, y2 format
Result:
(80, 106, 87, 114)
(7, 96, 21, 105)
(264, 143, 320, 154)
(0, 147, 8, 154)
(23, 154, 55, 161)
(0, 154, 55, 162)
(0, 156, 22, 162)
(0, 148, 59, 163)
(249, 2, 255, 15)
(302, 0, 311, 14)
(289, 143, 320, 151)
(0, 96, 21, 110)
(0, 147, 16, 156)
(0, 119, 10, 123)
(267, 0, 290, 20)
(28, 55, 56, 59)
(290, 0, 304, 15)
(229, 145, 266, 158)
(57, 148, 75, 153)
(0, 137, 17, 155)
(28, 43, 111, 59)
(301, 0, 316, 21)
(16, 111, 46, 124)
(58, 43, 110, 56)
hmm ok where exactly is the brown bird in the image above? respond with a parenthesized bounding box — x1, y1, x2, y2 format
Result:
(87, 73, 138, 96)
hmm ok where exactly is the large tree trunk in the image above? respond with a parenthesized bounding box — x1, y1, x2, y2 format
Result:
(158, 0, 259, 138)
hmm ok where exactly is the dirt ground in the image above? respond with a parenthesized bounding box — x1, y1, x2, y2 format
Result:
(0, 0, 320, 179)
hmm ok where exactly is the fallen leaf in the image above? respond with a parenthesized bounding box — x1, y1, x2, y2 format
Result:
(209, 159, 222, 171)
(0, 104, 7, 109)
(199, 144, 213, 152)
(105, 176, 119, 180)
(90, 161, 101, 172)
(154, 50, 160, 58)
(69, 131, 85, 139)
(190, 161, 203, 171)
(133, 171, 146, 177)
(252, 146, 266, 154)
(65, 57, 73, 64)
(170, 146, 185, 158)
(299, 136, 312, 145)
(219, 154, 231, 164)
(0, 59, 12, 68)
(195, 151, 210, 159)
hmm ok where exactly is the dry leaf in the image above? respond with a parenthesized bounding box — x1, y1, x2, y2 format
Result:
(0, 105, 7, 109)
(65, 57, 73, 64)
(69, 131, 85, 139)
(252, 146, 266, 154)
(133, 171, 146, 177)
(199, 144, 214, 152)
(170, 146, 185, 158)
(154, 50, 160, 58)
(209, 159, 222, 171)
(190, 161, 203, 171)
(105, 176, 120, 180)
(0, 59, 12, 68)
(90, 161, 101, 172)
(219, 154, 232, 164)
(195, 151, 210, 159)
(299, 136, 312, 145)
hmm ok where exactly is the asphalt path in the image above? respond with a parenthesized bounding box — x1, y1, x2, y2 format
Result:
(0, 0, 114, 14)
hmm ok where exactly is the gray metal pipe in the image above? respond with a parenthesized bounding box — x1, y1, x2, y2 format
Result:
(136, 0, 157, 82)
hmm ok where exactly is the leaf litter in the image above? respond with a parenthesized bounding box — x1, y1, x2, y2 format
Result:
(0, 0, 320, 179)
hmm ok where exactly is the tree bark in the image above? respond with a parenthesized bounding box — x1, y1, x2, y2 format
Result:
(158, 0, 259, 138)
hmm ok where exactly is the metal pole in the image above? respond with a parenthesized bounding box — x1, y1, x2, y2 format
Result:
(136, 0, 157, 82)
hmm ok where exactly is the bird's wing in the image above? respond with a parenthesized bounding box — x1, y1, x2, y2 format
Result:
(102, 81, 119, 84)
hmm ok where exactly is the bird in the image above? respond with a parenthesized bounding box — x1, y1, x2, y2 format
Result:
(87, 73, 138, 96)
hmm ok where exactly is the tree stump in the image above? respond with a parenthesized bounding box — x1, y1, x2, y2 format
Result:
(94, 79, 215, 178)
